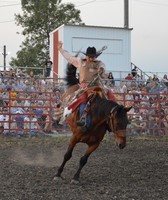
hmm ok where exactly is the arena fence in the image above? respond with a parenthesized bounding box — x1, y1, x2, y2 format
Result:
(0, 90, 167, 139)
(119, 92, 168, 136)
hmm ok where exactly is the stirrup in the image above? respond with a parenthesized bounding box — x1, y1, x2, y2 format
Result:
(81, 126, 88, 133)
(76, 118, 86, 127)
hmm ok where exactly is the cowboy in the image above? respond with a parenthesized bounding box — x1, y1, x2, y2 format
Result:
(57, 41, 115, 129)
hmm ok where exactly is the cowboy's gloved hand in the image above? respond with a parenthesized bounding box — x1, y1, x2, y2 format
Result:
(98, 67, 104, 75)
(57, 41, 63, 50)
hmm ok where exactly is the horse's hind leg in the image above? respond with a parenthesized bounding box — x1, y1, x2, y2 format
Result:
(71, 143, 100, 183)
(53, 136, 77, 180)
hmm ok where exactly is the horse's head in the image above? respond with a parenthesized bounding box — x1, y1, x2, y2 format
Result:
(108, 105, 131, 149)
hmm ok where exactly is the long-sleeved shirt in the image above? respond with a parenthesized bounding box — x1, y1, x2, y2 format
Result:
(59, 48, 105, 84)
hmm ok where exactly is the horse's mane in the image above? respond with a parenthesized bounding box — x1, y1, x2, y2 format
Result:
(65, 54, 80, 87)
(91, 94, 119, 118)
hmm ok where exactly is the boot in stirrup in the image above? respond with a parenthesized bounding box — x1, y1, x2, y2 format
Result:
(76, 117, 86, 127)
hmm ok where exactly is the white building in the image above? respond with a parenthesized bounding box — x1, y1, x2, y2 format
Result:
(50, 24, 132, 79)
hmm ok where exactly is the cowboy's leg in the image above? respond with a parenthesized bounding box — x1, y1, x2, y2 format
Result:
(76, 101, 90, 127)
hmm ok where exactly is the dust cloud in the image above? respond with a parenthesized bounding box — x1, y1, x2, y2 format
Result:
(11, 147, 64, 168)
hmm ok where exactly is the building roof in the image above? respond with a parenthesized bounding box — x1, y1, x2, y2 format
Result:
(51, 24, 133, 34)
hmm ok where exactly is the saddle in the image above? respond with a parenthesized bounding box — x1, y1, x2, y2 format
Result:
(68, 86, 105, 113)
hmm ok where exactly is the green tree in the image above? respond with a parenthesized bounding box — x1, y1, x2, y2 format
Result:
(10, 0, 84, 73)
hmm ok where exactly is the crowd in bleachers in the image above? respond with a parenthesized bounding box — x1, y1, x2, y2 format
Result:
(0, 69, 66, 137)
(0, 68, 168, 138)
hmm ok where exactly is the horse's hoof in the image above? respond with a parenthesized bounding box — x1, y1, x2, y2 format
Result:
(70, 179, 80, 185)
(53, 176, 64, 182)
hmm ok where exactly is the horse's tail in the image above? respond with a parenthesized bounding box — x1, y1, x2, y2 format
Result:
(65, 53, 79, 87)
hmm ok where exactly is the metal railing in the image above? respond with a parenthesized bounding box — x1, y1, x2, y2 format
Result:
(0, 90, 167, 139)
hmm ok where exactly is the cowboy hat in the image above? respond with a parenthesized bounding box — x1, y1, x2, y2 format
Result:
(82, 45, 107, 58)
(85, 47, 97, 57)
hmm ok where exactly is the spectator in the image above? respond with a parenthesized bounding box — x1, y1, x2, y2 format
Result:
(0, 94, 7, 107)
(0, 71, 4, 79)
(120, 81, 127, 93)
(134, 73, 143, 87)
(29, 113, 42, 137)
(118, 81, 128, 105)
(152, 74, 159, 82)
(29, 70, 34, 79)
(125, 73, 133, 88)
(146, 76, 153, 85)
(125, 91, 134, 107)
(14, 110, 25, 138)
(12, 79, 22, 91)
(128, 117, 143, 135)
(17, 69, 25, 78)
(53, 90, 62, 105)
(33, 101, 45, 128)
(150, 82, 160, 99)
(0, 108, 10, 136)
(2, 79, 9, 90)
(8, 69, 17, 79)
(11, 71, 17, 79)
(24, 110, 31, 134)
(131, 66, 138, 77)
(162, 74, 168, 87)
(45, 56, 53, 77)
(24, 95, 31, 111)
(9, 99, 18, 114)
(162, 109, 168, 135)
(2, 91, 9, 105)
(125, 73, 133, 80)
(134, 94, 141, 105)
(9, 87, 17, 100)
(58, 81, 65, 93)
(43, 108, 52, 133)
(21, 80, 31, 92)
(14, 98, 25, 115)
(107, 72, 115, 86)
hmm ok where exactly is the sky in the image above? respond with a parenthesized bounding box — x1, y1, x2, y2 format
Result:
(0, 0, 168, 73)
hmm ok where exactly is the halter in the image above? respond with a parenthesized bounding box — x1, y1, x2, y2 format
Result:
(108, 105, 118, 133)
(108, 105, 126, 137)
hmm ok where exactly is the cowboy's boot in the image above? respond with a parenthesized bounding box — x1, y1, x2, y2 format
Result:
(76, 102, 90, 127)
(76, 112, 87, 127)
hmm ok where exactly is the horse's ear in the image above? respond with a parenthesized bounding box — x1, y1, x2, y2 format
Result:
(125, 106, 132, 112)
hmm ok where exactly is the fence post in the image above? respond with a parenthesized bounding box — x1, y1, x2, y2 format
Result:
(157, 93, 161, 136)
(9, 91, 11, 134)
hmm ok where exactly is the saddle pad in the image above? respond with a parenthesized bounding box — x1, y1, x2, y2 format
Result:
(68, 93, 87, 112)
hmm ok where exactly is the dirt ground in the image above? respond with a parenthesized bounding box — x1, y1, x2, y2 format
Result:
(0, 136, 168, 200)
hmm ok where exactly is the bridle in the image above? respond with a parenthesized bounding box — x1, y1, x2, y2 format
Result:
(108, 105, 118, 133)
(107, 105, 127, 137)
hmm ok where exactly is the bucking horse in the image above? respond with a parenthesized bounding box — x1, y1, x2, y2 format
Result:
(53, 62, 131, 184)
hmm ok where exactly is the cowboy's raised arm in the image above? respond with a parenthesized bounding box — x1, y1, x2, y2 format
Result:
(57, 41, 81, 68)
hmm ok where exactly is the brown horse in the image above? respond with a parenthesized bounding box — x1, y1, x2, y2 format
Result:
(53, 63, 131, 184)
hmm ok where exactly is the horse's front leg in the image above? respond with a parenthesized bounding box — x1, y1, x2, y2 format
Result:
(71, 143, 100, 184)
(53, 136, 77, 180)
